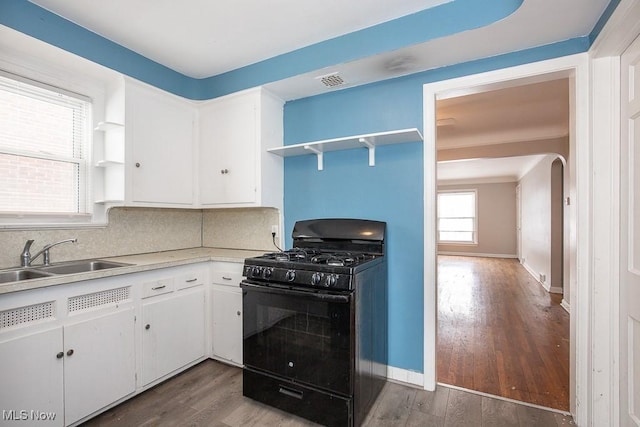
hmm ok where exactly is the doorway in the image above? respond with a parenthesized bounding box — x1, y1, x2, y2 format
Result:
(435, 145, 570, 410)
(422, 54, 589, 418)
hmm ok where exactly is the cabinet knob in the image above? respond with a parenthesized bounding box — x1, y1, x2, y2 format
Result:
(135, 162, 141, 168)
(56, 352, 64, 359)
(145, 324, 151, 330)
(66, 349, 74, 357)
(221, 168, 229, 174)
(237, 311, 241, 316)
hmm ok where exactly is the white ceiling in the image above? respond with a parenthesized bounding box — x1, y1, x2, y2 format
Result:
(28, 0, 449, 79)
(26, 0, 609, 100)
(437, 78, 569, 149)
(435, 77, 569, 183)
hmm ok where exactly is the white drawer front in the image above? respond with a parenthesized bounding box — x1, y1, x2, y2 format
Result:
(211, 270, 242, 287)
(176, 272, 205, 291)
(142, 278, 175, 298)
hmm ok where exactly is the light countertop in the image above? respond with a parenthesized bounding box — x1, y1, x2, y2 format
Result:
(0, 247, 267, 295)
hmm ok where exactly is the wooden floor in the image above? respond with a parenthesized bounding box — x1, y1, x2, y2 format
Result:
(437, 256, 570, 411)
(83, 359, 573, 427)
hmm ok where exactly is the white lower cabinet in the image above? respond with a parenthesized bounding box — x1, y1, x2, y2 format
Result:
(0, 327, 64, 426)
(141, 286, 205, 386)
(211, 285, 243, 365)
(0, 260, 242, 426)
(0, 307, 135, 427)
(64, 308, 136, 425)
(210, 261, 244, 366)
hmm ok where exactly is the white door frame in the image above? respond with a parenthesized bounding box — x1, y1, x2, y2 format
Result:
(516, 184, 522, 262)
(589, 1, 640, 426)
(423, 53, 589, 421)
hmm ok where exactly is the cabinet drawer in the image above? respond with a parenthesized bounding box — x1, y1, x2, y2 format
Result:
(142, 278, 174, 298)
(211, 262, 243, 286)
(211, 270, 242, 287)
(176, 272, 205, 291)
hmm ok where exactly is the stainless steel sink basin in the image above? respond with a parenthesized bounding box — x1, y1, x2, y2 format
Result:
(37, 260, 132, 275)
(0, 269, 54, 284)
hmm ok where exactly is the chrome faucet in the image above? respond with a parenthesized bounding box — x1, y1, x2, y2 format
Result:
(21, 238, 77, 267)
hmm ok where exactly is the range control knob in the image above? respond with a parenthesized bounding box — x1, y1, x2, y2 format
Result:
(263, 268, 273, 279)
(311, 272, 322, 286)
(285, 270, 296, 282)
(325, 274, 338, 288)
(251, 267, 262, 277)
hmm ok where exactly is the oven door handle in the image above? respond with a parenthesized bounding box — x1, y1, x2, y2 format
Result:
(240, 281, 351, 303)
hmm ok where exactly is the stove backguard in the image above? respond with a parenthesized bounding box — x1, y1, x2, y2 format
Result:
(292, 218, 386, 255)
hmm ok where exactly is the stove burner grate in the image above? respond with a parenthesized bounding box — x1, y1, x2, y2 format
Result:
(266, 248, 320, 262)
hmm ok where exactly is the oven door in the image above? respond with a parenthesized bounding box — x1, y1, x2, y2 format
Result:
(241, 281, 353, 396)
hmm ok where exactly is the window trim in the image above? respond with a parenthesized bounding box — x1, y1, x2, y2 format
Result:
(0, 68, 98, 229)
(437, 189, 478, 245)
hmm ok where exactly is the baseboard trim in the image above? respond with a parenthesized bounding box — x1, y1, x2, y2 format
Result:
(437, 251, 518, 259)
(561, 299, 571, 313)
(521, 261, 539, 281)
(387, 366, 424, 388)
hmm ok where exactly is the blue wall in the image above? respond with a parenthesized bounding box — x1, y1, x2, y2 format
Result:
(283, 39, 587, 372)
(284, 79, 425, 370)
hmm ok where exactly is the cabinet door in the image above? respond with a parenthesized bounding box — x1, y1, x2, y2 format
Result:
(63, 307, 136, 425)
(127, 81, 194, 205)
(0, 327, 64, 426)
(141, 288, 205, 385)
(199, 94, 256, 205)
(212, 285, 243, 365)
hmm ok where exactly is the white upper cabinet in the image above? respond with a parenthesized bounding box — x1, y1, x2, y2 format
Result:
(198, 87, 283, 209)
(199, 92, 256, 204)
(98, 81, 283, 209)
(125, 79, 195, 206)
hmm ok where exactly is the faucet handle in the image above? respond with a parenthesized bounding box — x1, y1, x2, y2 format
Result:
(20, 240, 35, 267)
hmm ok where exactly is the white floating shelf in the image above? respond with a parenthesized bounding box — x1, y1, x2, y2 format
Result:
(94, 121, 124, 132)
(267, 128, 423, 170)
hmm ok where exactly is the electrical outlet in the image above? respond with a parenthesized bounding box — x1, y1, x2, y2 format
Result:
(271, 225, 278, 236)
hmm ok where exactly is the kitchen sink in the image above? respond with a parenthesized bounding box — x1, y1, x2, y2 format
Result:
(37, 260, 132, 275)
(0, 259, 133, 285)
(0, 269, 54, 284)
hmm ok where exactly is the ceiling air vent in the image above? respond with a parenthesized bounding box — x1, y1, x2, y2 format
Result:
(317, 72, 346, 88)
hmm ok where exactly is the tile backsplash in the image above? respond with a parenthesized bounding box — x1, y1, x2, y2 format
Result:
(0, 206, 279, 269)
(202, 207, 280, 251)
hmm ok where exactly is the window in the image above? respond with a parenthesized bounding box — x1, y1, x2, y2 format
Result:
(438, 190, 477, 243)
(0, 71, 92, 219)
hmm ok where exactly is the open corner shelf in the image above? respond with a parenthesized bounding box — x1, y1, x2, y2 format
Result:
(94, 199, 124, 205)
(94, 121, 124, 132)
(95, 160, 124, 167)
(267, 128, 423, 170)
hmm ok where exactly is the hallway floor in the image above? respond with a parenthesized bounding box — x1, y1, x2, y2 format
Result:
(437, 256, 570, 411)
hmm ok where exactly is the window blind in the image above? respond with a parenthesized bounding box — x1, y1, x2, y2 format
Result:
(0, 71, 91, 214)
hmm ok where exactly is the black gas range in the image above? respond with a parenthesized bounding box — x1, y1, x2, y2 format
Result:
(241, 218, 388, 427)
